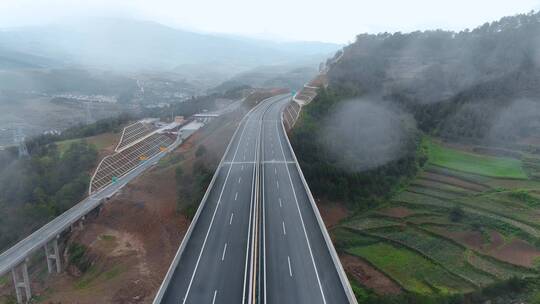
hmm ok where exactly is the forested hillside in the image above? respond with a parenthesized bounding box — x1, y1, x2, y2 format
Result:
(328, 11, 540, 143)
(294, 11, 540, 208)
(0, 141, 97, 251)
(290, 11, 540, 303)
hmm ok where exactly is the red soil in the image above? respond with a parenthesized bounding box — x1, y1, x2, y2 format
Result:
(340, 254, 402, 295)
(433, 227, 540, 268)
(36, 163, 190, 304)
(20, 112, 241, 303)
(317, 199, 350, 228)
(492, 239, 540, 268)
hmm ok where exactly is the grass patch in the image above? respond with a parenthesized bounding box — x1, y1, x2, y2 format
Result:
(68, 242, 91, 273)
(507, 189, 540, 207)
(344, 217, 401, 231)
(349, 278, 378, 303)
(103, 264, 125, 280)
(0, 275, 7, 286)
(75, 265, 100, 289)
(332, 227, 379, 250)
(100, 234, 116, 241)
(428, 141, 527, 179)
(75, 264, 125, 290)
(348, 243, 472, 294)
(369, 226, 496, 286)
(183, 203, 198, 220)
(1, 295, 17, 304)
(56, 132, 117, 154)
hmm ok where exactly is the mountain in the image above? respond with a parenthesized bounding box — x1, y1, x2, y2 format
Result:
(290, 10, 540, 212)
(0, 47, 59, 69)
(0, 18, 340, 74)
(212, 64, 319, 92)
(327, 11, 540, 143)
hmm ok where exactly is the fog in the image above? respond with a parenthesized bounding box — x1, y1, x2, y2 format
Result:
(320, 97, 416, 172)
(488, 99, 540, 143)
(0, 0, 538, 43)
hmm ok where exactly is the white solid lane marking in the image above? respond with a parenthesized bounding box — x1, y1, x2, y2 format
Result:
(230, 213, 234, 225)
(222, 243, 228, 261)
(235, 192, 238, 200)
(274, 117, 327, 303)
(212, 290, 217, 304)
(282, 222, 286, 235)
(182, 108, 252, 304)
(288, 256, 293, 277)
(279, 198, 282, 207)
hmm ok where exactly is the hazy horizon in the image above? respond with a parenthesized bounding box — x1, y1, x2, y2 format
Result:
(1, 0, 539, 43)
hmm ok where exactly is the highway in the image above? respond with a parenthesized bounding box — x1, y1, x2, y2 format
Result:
(0, 125, 194, 278)
(260, 98, 350, 303)
(158, 96, 286, 304)
(156, 94, 354, 304)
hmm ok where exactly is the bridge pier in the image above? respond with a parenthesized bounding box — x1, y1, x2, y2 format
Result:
(44, 236, 61, 274)
(79, 215, 85, 229)
(11, 259, 31, 304)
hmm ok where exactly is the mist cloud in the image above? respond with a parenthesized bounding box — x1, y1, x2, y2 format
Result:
(319, 97, 417, 172)
(0, 0, 538, 43)
(488, 98, 540, 143)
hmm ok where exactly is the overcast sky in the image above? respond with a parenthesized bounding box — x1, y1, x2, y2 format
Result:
(0, 0, 539, 43)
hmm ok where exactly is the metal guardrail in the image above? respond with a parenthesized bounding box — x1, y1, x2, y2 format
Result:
(279, 105, 358, 304)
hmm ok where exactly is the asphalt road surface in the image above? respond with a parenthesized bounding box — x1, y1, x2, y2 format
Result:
(159, 95, 351, 304)
(260, 97, 350, 304)
(159, 96, 284, 304)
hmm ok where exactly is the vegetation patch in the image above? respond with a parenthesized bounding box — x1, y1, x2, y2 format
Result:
(68, 242, 92, 273)
(0, 140, 97, 252)
(427, 140, 527, 179)
(348, 243, 473, 294)
(332, 227, 379, 250)
(0, 275, 7, 286)
(368, 226, 496, 286)
(344, 217, 402, 231)
(75, 265, 100, 289)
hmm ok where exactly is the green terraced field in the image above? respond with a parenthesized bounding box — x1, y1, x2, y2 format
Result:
(348, 243, 474, 294)
(412, 178, 476, 195)
(465, 251, 533, 280)
(428, 141, 527, 179)
(343, 217, 401, 231)
(332, 227, 379, 249)
(407, 185, 465, 200)
(457, 195, 540, 228)
(395, 191, 454, 208)
(334, 139, 540, 299)
(368, 227, 496, 286)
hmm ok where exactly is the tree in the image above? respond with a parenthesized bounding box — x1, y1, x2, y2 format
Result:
(449, 206, 465, 222)
(195, 145, 207, 157)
